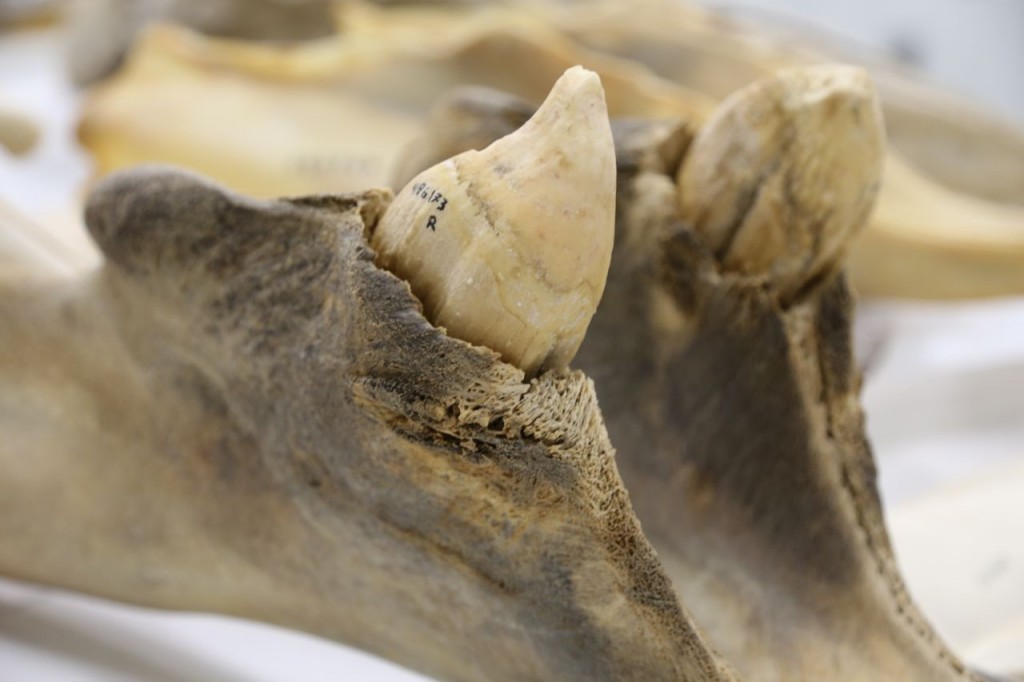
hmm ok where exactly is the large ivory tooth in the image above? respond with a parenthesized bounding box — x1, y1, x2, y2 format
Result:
(370, 66, 616, 376)
(677, 64, 885, 299)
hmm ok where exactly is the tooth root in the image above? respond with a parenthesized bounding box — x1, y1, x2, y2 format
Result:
(371, 66, 616, 377)
(677, 64, 885, 298)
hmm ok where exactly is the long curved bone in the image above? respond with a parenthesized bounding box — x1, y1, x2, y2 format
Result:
(0, 168, 734, 682)
(393, 70, 990, 680)
(77, 21, 709, 196)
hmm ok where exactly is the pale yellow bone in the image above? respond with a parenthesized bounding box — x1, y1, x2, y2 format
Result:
(75, 2, 1024, 300)
(77, 20, 710, 198)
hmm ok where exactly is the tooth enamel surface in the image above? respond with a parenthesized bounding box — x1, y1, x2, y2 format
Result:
(371, 66, 615, 376)
(677, 64, 885, 297)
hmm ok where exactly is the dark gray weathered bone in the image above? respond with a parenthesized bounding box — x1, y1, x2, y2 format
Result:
(0, 167, 733, 682)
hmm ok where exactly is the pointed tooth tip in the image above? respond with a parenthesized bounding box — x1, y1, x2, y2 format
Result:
(560, 65, 602, 86)
(547, 65, 607, 107)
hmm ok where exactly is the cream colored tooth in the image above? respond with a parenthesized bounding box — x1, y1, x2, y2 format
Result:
(370, 66, 616, 377)
(677, 64, 885, 298)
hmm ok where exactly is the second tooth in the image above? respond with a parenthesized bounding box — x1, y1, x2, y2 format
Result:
(677, 64, 885, 299)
